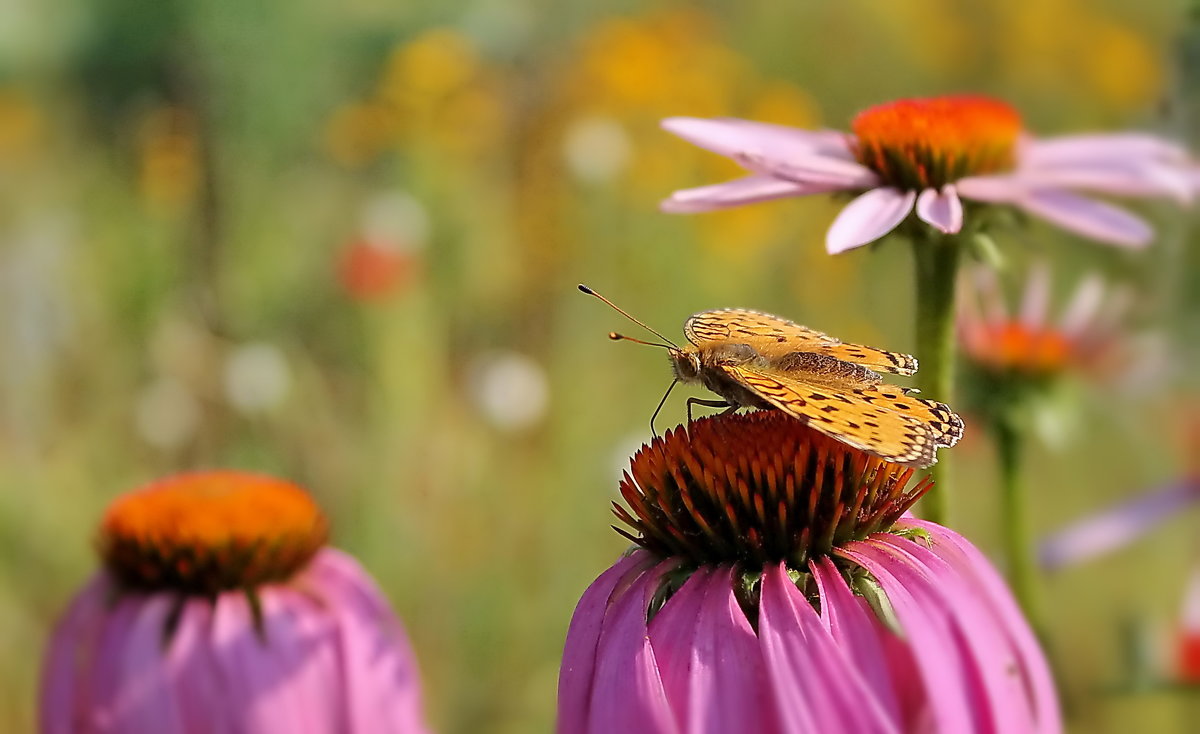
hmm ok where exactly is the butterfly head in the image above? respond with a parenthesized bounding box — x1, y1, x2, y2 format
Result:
(667, 347, 702, 384)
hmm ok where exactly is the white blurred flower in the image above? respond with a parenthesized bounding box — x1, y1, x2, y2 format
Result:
(361, 190, 430, 253)
(468, 351, 549, 432)
(135, 377, 201, 450)
(223, 342, 292, 415)
(562, 117, 632, 184)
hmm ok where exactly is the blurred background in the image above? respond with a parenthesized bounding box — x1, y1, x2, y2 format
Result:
(3, 0, 1199, 730)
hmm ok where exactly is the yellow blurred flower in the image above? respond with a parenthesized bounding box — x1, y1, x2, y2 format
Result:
(137, 106, 201, 213)
(0, 87, 43, 162)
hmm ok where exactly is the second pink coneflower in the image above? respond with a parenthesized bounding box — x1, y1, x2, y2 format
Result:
(558, 412, 1060, 733)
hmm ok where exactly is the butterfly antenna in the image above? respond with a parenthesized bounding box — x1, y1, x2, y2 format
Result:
(609, 332, 673, 349)
(578, 284, 680, 349)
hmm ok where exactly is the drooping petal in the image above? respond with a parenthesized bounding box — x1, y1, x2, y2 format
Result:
(585, 559, 679, 734)
(558, 552, 659, 732)
(915, 185, 964, 233)
(834, 543, 977, 733)
(825, 188, 916, 254)
(901, 521, 1063, 733)
(40, 574, 113, 734)
(1014, 190, 1153, 248)
(859, 536, 1036, 734)
(306, 551, 431, 733)
(809, 558, 904, 724)
(758, 563, 899, 734)
(661, 117, 853, 161)
(649, 566, 775, 734)
(1038, 480, 1200, 570)
(659, 176, 827, 214)
(1059, 273, 1106, 337)
(955, 174, 1026, 203)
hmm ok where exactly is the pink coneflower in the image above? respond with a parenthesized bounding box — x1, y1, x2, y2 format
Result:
(1177, 568, 1200, 683)
(958, 263, 1130, 382)
(558, 412, 1060, 733)
(39, 471, 430, 734)
(661, 95, 1191, 252)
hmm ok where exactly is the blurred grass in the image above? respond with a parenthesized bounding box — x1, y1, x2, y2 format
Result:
(1, 0, 1199, 731)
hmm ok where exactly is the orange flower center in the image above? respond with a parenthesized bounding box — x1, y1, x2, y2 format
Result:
(970, 323, 1072, 375)
(1179, 629, 1200, 683)
(852, 95, 1021, 190)
(100, 471, 329, 594)
(615, 411, 931, 567)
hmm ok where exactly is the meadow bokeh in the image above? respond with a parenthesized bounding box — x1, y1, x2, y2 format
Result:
(3, 0, 1199, 731)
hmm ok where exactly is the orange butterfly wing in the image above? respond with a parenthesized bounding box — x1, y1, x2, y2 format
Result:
(718, 365, 961, 467)
(685, 309, 917, 376)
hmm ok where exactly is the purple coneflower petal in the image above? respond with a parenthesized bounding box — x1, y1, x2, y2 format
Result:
(915, 185, 964, 234)
(904, 521, 1062, 732)
(661, 116, 852, 161)
(650, 566, 774, 734)
(585, 559, 678, 734)
(660, 176, 828, 214)
(759, 563, 899, 734)
(558, 552, 657, 732)
(810, 557, 904, 723)
(826, 187, 916, 254)
(837, 541, 977, 733)
(1011, 161, 1193, 205)
(1014, 190, 1153, 248)
(40, 576, 110, 734)
(1039, 480, 1200, 571)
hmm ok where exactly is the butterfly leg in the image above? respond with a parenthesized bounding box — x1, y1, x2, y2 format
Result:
(649, 379, 679, 438)
(686, 397, 730, 423)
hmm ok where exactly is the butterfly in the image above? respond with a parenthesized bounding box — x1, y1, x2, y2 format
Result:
(580, 285, 963, 468)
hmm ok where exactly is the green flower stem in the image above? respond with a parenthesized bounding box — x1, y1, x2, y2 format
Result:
(911, 233, 962, 524)
(995, 415, 1040, 626)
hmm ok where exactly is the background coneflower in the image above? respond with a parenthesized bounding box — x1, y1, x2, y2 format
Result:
(659, 95, 1191, 522)
(958, 263, 1137, 623)
(558, 412, 1060, 733)
(39, 471, 430, 734)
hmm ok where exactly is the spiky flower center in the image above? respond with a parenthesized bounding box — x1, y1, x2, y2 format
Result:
(100, 471, 328, 594)
(852, 95, 1021, 190)
(968, 322, 1072, 375)
(613, 412, 931, 568)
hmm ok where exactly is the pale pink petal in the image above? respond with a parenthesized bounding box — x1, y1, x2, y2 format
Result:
(759, 563, 899, 734)
(1059, 274, 1106, 337)
(1038, 480, 1200, 570)
(737, 151, 880, 189)
(1019, 262, 1052, 329)
(915, 185, 964, 233)
(1022, 134, 1190, 166)
(902, 521, 1063, 732)
(825, 188, 916, 254)
(1014, 190, 1153, 248)
(1010, 162, 1193, 204)
(661, 117, 852, 161)
(660, 176, 828, 214)
(956, 174, 1027, 203)
(1182, 568, 1200, 631)
(558, 552, 657, 732)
